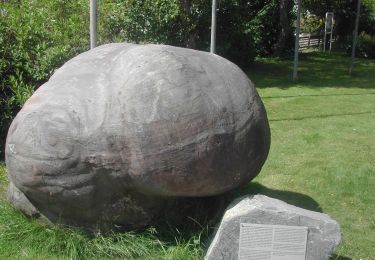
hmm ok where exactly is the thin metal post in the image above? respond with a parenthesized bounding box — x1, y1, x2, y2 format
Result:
(293, 0, 301, 81)
(210, 0, 217, 53)
(323, 12, 334, 53)
(308, 35, 311, 47)
(90, 0, 97, 49)
(323, 20, 327, 52)
(349, 0, 361, 75)
(329, 27, 333, 53)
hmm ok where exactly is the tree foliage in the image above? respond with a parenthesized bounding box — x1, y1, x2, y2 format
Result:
(302, 0, 375, 42)
(97, 0, 292, 65)
(0, 0, 89, 158)
(357, 32, 375, 58)
(300, 15, 324, 33)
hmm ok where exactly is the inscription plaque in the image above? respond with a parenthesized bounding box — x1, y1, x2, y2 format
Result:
(238, 223, 308, 260)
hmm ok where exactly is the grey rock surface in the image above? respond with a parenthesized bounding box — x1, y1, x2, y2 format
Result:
(5, 43, 270, 230)
(205, 195, 341, 260)
(7, 181, 39, 217)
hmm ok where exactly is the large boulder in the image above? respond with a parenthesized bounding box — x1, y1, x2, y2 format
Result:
(5, 43, 270, 230)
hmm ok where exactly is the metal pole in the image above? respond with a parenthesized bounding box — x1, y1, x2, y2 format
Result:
(349, 0, 361, 75)
(293, 0, 301, 81)
(326, 12, 334, 53)
(323, 19, 327, 52)
(329, 29, 333, 53)
(210, 0, 217, 53)
(90, 0, 97, 49)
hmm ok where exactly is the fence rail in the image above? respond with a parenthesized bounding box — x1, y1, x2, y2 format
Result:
(299, 33, 335, 49)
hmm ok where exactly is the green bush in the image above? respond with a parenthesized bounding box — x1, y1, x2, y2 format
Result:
(358, 32, 375, 59)
(0, 0, 89, 158)
(301, 15, 324, 34)
(99, 0, 189, 46)
(98, 0, 290, 66)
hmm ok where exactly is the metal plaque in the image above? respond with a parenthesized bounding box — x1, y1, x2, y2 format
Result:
(238, 223, 308, 260)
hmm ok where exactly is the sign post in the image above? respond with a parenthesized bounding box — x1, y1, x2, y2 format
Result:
(90, 0, 97, 49)
(210, 0, 217, 53)
(323, 12, 334, 52)
(349, 0, 361, 75)
(293, 0, 301, 81)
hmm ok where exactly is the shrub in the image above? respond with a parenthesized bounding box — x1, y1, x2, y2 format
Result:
(357, 32, 375, 59)
(301, 14, 324, 34)
(98, 0, 290, 66)
(0, 0, 89, 159)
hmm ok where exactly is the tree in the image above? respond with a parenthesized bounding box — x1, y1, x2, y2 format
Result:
(99, 0, 291, 66)
(302, 0, 375, 44)
(273, 0, 294, 56)
(179, 0, 198, 48)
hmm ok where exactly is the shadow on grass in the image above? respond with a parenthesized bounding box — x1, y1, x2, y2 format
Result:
(232, 182, 323, 212)
(159, 182, 330, 255)
(262, 92, 375, 99)
(161, 181, 324, 237)
(1, 176, 348, 259)
(330, 255, 353, 260)
(248, 52, 375, 90)
(269, 110, 375, 122)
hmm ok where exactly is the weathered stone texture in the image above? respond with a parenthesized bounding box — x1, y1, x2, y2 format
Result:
(205, 195, 341, 260)
(6, 44, 270, 230)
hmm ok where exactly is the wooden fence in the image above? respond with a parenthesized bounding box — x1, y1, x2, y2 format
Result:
(299, 33, 335, 49)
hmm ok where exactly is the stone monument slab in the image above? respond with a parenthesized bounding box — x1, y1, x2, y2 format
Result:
(205, 195, 341, 260)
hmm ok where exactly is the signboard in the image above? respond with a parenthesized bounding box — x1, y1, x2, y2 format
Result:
(325, 12, 334, 31)
(324, 12, 334, 52)
(238, 223, 308, 260)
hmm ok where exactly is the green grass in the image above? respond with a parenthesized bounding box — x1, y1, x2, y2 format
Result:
(1, 52, 374, 259)
(0, 162, 205, 259)
(248, 52, 375, 260)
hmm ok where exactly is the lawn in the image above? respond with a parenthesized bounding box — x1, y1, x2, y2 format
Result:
(249, 52, 375, 260)
(1, 52, 374, 259)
